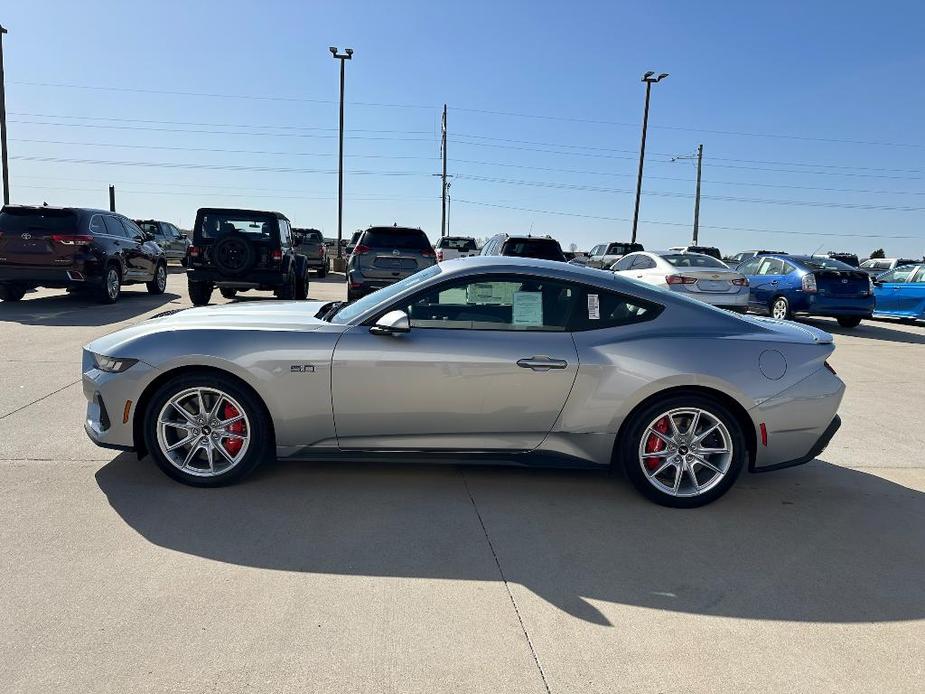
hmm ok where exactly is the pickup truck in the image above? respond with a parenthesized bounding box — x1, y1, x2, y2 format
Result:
(435, 236, 479, 262)
(586, 241, 645, 269)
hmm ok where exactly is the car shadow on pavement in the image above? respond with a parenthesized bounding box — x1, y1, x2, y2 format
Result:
(95, 455, 924, 626)
(802, 317, 925, 345)
(0, 291, 182, 327)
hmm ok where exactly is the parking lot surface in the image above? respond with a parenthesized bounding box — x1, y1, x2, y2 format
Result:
(1, 271, 923, 693)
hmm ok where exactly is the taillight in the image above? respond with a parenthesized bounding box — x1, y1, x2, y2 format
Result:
(422, 247, 436, 258)
(271, 249, 282, 261)
(732, 277, 749, 286)
(51, 234, 93, 246)
(802, 273, 817, 293)
(188, 245, 200, 257)
(435, 249, 444, 261)
(352, 244, 370, 255)
(665, 274, 697, 285)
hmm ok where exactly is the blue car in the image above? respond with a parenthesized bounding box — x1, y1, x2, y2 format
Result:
(872, 264, 925, 322)
(736, 254, 875, 328)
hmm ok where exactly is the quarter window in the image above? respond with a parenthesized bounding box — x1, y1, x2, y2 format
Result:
(103, 215, 128, 237)
(570, 288, 661, 331)
(88, 215, 106, 235)
(611, 255, 636, 271)
(756, 258, 784, 275)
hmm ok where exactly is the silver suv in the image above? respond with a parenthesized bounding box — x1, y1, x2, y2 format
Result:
(346, 226, 436, 301)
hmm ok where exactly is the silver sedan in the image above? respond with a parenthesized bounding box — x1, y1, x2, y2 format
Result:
(82, 257, 844, 507)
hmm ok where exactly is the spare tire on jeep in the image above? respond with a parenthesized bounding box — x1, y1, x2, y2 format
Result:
(212, 234, 256, 275)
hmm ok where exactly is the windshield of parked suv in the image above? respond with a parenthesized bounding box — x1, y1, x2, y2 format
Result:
(502, 238, 565, 261)
(0, 207, 78, 234)
(799, 257, 856, 271)
(663, 254, 727, 268)
(330, 264, 443, 324)
(198, 212, 277, 240)
(362, 228, 431, 249)
(438, 237, 477, 251)
(606, 242, 644, 255)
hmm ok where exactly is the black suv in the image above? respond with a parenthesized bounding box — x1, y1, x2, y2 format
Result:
(186, 208, 309, 305)
(479, 233, 566, 261)
(135, 219, 190, 263)
(0, 205, 167, 303)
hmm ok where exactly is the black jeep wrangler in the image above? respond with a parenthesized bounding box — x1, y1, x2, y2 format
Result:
(186, 208, 310, 306)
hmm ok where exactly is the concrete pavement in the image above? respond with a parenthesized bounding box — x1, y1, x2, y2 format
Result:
(0, 271, 922, 693)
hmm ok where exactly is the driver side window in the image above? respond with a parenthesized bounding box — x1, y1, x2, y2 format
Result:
(399, 276, 577, 331)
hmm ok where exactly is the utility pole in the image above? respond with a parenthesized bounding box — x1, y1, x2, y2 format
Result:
(108, 185, 115, 212)
(446, 181, 452, 236)
(329, 46, 353, 271)
(0, 25, 10, 205)
(631, 71, 668, 243)
(440, 104, 447, 238)
(692, 143, 703, 244)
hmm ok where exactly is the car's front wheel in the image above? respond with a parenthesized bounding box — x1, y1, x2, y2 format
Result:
(619, 393, 747, 508)
(0, 284, 26, 302)
(143, 373, 273, 487)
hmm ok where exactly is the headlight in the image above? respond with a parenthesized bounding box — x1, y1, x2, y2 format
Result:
(93, 353, 138, 373)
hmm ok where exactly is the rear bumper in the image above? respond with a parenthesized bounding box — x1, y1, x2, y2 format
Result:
(671, 286, 749, 308)
(0, 264, 103, 287)
(305, 257, 327, 268)
(793, 293, 875, 317)
(749, 367, 845, 471)
(187, 268, 287, 288)
(347, 269, 411, 294)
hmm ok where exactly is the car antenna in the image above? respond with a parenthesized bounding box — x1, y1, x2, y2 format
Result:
(809, 242, 824, 257)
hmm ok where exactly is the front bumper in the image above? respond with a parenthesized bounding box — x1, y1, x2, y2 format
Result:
(82, 352, 158, 451)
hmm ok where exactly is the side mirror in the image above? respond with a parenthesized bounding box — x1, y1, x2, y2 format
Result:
(873, 279, 883, 286)
(369, 310, 410, 336)
(179, 233, 188, 240)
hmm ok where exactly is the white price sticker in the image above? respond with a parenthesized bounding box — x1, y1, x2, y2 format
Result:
(588, 293, 600, 320)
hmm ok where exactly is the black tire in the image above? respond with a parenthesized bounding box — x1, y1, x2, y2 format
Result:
(188, 280, 213, 306)
(147, 262, 168, 295)
(837, 316, 862, 328)
(769, 295, 790, 320)
(0, 284, 26, 302)
(97, 265, 121, 304)
(618, 393, 747, 508)
(295, 265, 310, 300)
(317, 262, 328, 278)
(143, 372, 274, 487)
(275, 269, 297, 300)
(346, 286, 362, 302)
(219, 288, 238, 300)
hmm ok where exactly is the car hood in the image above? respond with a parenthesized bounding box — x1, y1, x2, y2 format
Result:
(85, 301, 336, 357)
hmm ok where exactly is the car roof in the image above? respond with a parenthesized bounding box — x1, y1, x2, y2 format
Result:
(195, 207, 288, 220)
(3, 204, 114, 215)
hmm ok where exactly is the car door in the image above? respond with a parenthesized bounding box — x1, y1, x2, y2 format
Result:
(120, 218, 156, 278)
(331, 274, 580, 450)
(627, 254, 658, 284)
(751, 257, 786, 308)
(904, 267, 925, 317)
(873, 267, 908, 314)
(101, 215, 136, 278)
(888, 266, 925, 315)
(588, 244, 606, 268)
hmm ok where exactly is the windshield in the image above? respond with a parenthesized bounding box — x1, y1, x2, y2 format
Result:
(198, 212, 277, 240)
(663, 254, 727, 268)
(362, 228, 431, 250)
(330, 264, 443, 324)
(800, 257, 855, 271)
(606, 242, 643, 255)
(0, 207, 78, 234)
(300, 230, 323, 242)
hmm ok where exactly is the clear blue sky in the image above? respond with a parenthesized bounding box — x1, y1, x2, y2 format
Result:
(3, 0, 924, 257)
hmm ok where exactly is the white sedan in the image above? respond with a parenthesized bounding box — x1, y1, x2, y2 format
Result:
(612, 251, 749, 312)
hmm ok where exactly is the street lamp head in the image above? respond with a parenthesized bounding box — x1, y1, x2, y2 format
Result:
(657, 72, 669, 81)
(329, 46, 338, 55)
(642, 71, 655, 80)
(345, 48, 354, 57)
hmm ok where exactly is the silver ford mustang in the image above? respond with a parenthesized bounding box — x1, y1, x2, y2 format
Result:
(83, 257, 844, 507)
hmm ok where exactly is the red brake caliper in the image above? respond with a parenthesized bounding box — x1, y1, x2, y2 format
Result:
(222, 403, 245, 456)
(644, 416, 670, 470)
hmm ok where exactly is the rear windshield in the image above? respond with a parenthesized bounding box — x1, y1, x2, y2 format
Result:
(663, 254, 727, 268)
(438, 237, 477, 251)
(0, 207, 79, 234)
(502, 238, 565, 261)
(197, 212, 277, 240)
(606, 242, 644, 255)
(298, 230, 323, 242)
(687, 246, 721, 259)
(800, 257, 855, 271)
(361, 228, 431, 250)
(137, 221, 160, 235)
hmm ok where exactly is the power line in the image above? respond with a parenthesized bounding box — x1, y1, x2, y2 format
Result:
(453, 199, 924, 240)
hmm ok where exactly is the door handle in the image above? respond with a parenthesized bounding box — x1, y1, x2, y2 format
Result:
(516, 356, 568, 371)
(770, 280, 779, 285)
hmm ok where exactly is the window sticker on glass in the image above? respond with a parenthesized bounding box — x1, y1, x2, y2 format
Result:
(512, 291, 543, 326)
(588, 293, 600, 320)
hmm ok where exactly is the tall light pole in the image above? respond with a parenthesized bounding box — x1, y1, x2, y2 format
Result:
(0, 24, 10, 205)
(330, 46, 353, 271)
(630, 70, 668, 243)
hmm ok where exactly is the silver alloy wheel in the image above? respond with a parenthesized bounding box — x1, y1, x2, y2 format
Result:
(638, 407, 733, 498)
(107, 268, 120, 300)
(156, 264, 167, 291)
(155, 387, 251, 477)
(772, 298, 788, 320)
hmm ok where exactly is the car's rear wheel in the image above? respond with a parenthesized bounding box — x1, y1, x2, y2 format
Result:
(619, 394, 747, 508)
(295, 267, 310, 300)
(143, 373, 273, 487)
(275, 269, 297, 300)
(219, 288, 238, 300)
(837, 316, 862, 328)
(0, 284, 26, 302)
(189, 280, 213, 306)
(317, 262, 328, 278)
(147, 262, 167, 295)
(97, 265, 121, 304)
(770, 295, 790, 320)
